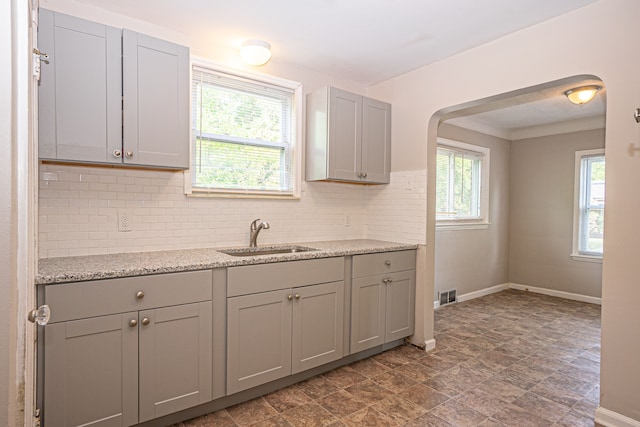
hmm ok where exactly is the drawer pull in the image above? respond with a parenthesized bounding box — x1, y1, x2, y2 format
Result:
(141, 317, 150, 326)
(129, 319, 138, 327)
(136, 291, 145, 299)
(385, 260, 391, 266)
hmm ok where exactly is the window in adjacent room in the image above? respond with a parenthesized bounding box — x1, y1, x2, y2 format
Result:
(188, 64, 301, 197)
(572, 149, 605, 261)
(435, 138, 490, 229)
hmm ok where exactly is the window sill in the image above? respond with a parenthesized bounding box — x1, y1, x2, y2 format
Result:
(570, 254, 603, 263)
(436, 222, 490, 231)
(187, 190, 300, 200)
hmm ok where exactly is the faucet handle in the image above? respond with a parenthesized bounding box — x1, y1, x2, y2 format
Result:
(250, 218, 261, 230)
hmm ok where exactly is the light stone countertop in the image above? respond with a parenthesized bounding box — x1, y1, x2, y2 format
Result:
(36, 239, 417, 285)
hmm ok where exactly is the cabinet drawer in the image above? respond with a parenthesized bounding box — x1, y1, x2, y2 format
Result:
(228, 257, 344, 297)
(45, 270, 212, 323)
(352, 250, 416, 278)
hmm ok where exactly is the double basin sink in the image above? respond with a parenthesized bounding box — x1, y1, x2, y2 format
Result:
(219, 245, 318, 257)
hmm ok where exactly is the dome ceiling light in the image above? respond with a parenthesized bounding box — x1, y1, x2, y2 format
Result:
(564, 85, 602, 105)
(240, 40, 272, 66)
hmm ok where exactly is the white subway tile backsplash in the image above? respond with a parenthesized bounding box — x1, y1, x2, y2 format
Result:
(38, 164, 427, 258)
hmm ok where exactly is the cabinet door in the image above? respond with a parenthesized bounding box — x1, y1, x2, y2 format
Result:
(38, 9, 122, 163)
(44, 313, 138, 427)
(361, 97, 391, 184)
(385, 270, 415, 342)
(138, 302, 212, 422)
(350, 275, 386, 353)
(227, 289, 292, 394)
(291, 281, 344, 374)
(122, 30, 189, 169)
(327, 88, 362, 181)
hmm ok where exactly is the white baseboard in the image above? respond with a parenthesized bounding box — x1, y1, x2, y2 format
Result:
(457, 283, 509, 303)
(596, 406, 640, 427)
(423, 338, 436, 352)
(508, 283, 602, 305)
(433, 282, 601, 308)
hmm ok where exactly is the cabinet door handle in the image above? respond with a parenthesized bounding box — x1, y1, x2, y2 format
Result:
(288, 294, 293, 300)
(129, 319, 138, 327)
(385, 260, 391, 266)
(362, 172, 367, 178)
(136, 291, 145, 299)
(387, 278, 393, 284)
(294, 294, 301, 300)
(113, 149, 122, 158)
(125, 151, 134, 158)
(141, 317, 150, 326)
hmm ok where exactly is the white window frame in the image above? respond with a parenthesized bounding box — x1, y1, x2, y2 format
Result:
(572, 148, 605, 263)
(435, 138, 490, 231)
(185, 57, 303, 198)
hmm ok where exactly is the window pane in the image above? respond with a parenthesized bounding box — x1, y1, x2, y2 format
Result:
(193, 138, 285, 191)
(578, 154, 605, 255)
(586, 208, 604, 253)
(191, 68, 294, 194)
(436, 145, 483, 220)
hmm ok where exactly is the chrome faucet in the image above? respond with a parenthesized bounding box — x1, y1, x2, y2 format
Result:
(249, 219, 270, 247)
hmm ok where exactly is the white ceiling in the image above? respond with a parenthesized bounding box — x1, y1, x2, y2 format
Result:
(65, 0, 605, 136)
(444, 78, 607, 140)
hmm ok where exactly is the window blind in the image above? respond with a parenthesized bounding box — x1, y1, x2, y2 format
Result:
(191, 67, 294, 194)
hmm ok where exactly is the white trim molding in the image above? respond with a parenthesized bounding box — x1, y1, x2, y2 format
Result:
(508, 283, 601, 305)
(596, 406, 640, 427)
(423, 338, 436, 352)
(434, 282, 601, 308)
(457, 283, 509, 303)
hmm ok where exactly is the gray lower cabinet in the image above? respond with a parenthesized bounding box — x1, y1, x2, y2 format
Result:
(138, 302, 212, 422)
(350, 251, 416, 353)
(38, 9, 189, 169)
(226, 258, 345, 394)
(44, 313, 139, 427)
(41, 270, 213, 426)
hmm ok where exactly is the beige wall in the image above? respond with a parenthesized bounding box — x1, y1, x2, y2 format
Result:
(434, 123, 510, 300)
(509, 129, 604, 297)
(369, 0, 640, 421)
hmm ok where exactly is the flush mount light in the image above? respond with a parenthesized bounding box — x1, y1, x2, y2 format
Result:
(564, 85, 602, 105)
(240, 40, 272, 66)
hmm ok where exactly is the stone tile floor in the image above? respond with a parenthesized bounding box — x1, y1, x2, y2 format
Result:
(176, 290, 603, 426)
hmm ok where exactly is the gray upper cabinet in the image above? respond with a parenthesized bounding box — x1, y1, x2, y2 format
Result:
(38, 9, 122, 164)
(306, 86, 391, 184)
(38, 9, 189, 169)
(122, 30, 189, 169)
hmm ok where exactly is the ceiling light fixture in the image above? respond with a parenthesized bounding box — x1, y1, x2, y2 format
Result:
(564, 85, 602, 105)
(240, 40, 272, 66)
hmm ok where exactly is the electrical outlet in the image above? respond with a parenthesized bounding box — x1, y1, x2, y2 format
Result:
(118, 211, 132, 232)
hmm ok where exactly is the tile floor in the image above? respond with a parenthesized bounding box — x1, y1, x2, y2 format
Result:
(175, 289, 603, 426)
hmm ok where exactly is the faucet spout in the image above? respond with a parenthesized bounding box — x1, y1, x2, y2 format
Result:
(249, 219, 270, 247)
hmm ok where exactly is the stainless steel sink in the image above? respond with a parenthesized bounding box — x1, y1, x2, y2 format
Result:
(219, 246, 318, 257)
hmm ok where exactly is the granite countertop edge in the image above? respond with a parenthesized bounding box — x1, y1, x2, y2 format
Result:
(37, 239, 418, 285)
